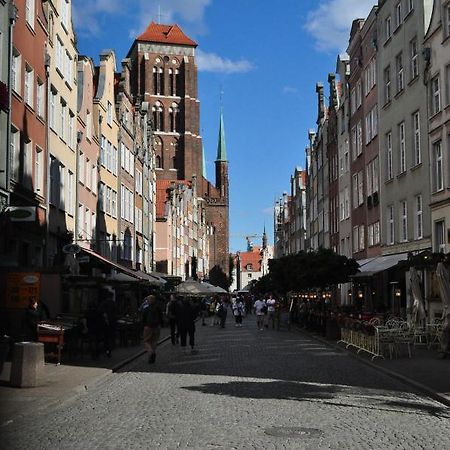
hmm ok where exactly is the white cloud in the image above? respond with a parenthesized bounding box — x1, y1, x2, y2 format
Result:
(129, 0, 211, 39)
(305, 0, 375, 52)
(196, 49, 254, 74)
(73, 0, 122, 37)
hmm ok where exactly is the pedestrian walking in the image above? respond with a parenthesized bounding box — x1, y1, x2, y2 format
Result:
(266, 295, 277, 329)
(254, 297, 267, 331)
(232, 297, 245, 327)
(166, 294, 180, 345)
(209, 297, 219, 326)
(177, 297, 199, 354)
(217, 297, 228, 328)
(142, 295, 163, 364)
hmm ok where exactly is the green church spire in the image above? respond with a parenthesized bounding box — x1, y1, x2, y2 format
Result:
(216, 109, 227, 162)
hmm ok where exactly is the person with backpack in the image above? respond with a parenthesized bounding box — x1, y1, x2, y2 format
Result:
(142, 295, 163, 364)
(165, 294, 180, 345)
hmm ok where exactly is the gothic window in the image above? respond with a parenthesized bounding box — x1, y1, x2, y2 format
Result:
(172, 156, 176, 169)
(169, 103, 179, 132)
(153, 67, 158, 95)
(156, 155, 161, 169)
(169, 69, 174, 96)
(158, 67, 164, 95)
(152, 101, 164, 131)
(175, 69, 181, 96)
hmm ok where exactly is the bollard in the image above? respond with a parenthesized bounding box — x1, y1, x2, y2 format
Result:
(10, 342, 45, 388)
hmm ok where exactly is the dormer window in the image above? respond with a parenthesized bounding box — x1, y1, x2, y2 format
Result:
(246, 264, 253, 270)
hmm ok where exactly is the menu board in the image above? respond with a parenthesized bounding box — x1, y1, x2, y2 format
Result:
(5, 273, 40, 309)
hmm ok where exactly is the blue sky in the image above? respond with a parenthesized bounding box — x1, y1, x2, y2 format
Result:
(73, 0, 375, 253)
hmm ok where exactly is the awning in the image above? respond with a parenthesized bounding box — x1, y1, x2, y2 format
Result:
(351, 253, 409, 278)
(78, 248, 164, 286)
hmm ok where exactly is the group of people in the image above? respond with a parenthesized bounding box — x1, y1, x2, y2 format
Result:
(141, 294, 200, 364)
(253, 295, 280, 331)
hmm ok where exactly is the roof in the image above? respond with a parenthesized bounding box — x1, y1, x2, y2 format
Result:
(216, 110, 227, 162)
(240, 248, 262, 272)
(156, 180, 191, 218)
(137, 22, 197, 47)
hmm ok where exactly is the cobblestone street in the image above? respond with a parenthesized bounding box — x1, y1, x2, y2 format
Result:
(3, 317, 450, 450)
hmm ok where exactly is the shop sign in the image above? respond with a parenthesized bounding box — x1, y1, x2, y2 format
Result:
(7, 206, 36, 222)
(5, 272, 40, 309)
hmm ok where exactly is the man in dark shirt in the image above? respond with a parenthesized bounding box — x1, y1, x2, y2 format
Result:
(176, 297, 199, 354)
(142, 295, 163, 363)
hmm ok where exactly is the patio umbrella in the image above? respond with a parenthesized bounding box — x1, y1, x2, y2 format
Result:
(410, 267, 426, 325)
(175, 279, 214, 296)
(436, 263, 450, 317)
(436, 262, 450, 354)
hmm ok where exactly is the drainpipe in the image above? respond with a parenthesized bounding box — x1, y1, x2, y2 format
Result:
(5, 2, 18, 201)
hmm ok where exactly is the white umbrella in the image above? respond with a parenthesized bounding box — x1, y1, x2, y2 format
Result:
(410, 267, 426, 325)
(436, 263, 450, 318)
(175, 279, 213, 296)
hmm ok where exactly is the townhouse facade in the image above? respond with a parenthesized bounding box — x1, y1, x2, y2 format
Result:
(7, 0, 48, 268)
(45, 0, 78, 265)
(424, 0, 450, 253)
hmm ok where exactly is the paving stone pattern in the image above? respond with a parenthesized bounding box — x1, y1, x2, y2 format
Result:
(3, 317, 450, 449)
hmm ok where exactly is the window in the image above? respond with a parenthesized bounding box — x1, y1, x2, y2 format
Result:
(396, 53, 404, 93)
(433, 140, 443, 192)
(25, 0, 35, 28)
(49, 155, 58, 205)
(152, 102, 164, 131)
(359, 225, 365, 251)
(387, 205, 394, 245)
(407, 0, 414, 13)
(399, 122, 406, 173)
(356, 81, 362, 109)
(446, 64, 450, 107)
(431, 75, 441, 115)
(366, 157, 379, 196)
(79, 152, 85, 184)
(395, 1, 402, 28)
(107, 101, 112, 126)
(136, 170, 143, 195)
(60, 99, 67, 141)
(86, 110, 92, 140)
(364, 57, 376, 96)
(105, 186, 111, 214)
(61, 0, 69, 30)
(92, 165, 97, 194)
(12, 50, 21, 94)
(69, 112, 75, 149)
(412, 111, 421, 166)
(358, 171, 364, 206)
(50, 88, 57, 130)
(100, 136, 106, 166)
(23, 139, 33, 189)
(384, 66, 391, 104)
(99, 182, 105, 211)
(353, 226, 359, 253)
(37, 80, 44, 117)
(24, 65, 34, 108)
(368, 223, 374, 247)
(374, 222, 380, 245)
(446, 3, 450, 38)
(385, 16, 392, 41)
(10, 126, 20, 181)
(84, 207, 90, 239)
(86, 158, 91, 190)
(35, 147, 43, 193)
(365, 106, 378, 144)
(400, 200, 408, 242)
(415, 195, 423, 240)
(435, 220, 446, 253)
(67, 171, 74, 215)
(410, 38, 418, 80)
(78, 204, 84, 239)
(59, 164, 65, 210)
(56, 37, 63, 73)
(111, 190, 117, 218)
(169, 103, 179, 132)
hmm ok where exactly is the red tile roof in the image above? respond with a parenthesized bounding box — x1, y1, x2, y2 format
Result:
(239, 247, 262, 272)
(137, 22, 197, 47)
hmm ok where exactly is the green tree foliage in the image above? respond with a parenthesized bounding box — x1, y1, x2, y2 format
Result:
(253, 248, 359, 294)
(209, 265, 231, 291)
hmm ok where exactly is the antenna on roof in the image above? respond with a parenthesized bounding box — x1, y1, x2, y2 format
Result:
(156, 3, 169, 24)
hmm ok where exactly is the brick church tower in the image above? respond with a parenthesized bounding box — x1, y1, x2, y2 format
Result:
(127, 22, 229, 274)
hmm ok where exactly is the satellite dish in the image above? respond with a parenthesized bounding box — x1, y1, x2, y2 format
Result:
(62, 244, 81, 254)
